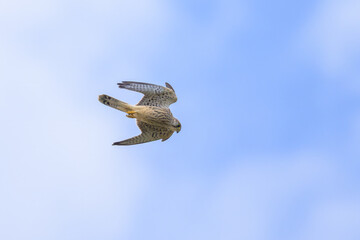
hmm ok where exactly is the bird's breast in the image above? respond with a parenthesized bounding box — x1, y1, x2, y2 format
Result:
(136, 106, 173, 127)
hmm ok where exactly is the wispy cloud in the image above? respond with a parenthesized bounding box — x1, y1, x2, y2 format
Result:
(297, 197, 360, 240)
(0, 1, 170, 239)
(2, 1, 359, 240)
(297, 0, 360, 89)
(193, 152, 358, 240)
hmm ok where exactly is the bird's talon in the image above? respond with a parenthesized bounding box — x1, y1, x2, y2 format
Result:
(126, 114, 135, 118)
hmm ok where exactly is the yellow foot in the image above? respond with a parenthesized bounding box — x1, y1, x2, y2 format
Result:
(126, 114, 136, 118)
(126, 111, 136, 118)
(126, 110, 136, 118)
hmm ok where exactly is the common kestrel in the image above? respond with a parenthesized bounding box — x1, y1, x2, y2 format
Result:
(99, 81, 181, 146)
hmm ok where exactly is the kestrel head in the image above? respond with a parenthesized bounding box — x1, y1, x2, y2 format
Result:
(172, 118, 182, 133)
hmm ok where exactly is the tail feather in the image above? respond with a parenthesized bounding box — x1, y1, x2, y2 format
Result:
(98, 94, 133, 112)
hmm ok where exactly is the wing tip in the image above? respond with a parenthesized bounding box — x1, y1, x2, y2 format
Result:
(117, 82, 126, 88)
(165, 82, 175, 92)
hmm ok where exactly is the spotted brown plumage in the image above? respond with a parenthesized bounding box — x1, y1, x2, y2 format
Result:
(99, 81, 181, 146)
(117, 81, 177, 107)
(112, 121, 174, 146)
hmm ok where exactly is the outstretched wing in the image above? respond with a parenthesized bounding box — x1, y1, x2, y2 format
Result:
(117, 81, 177, 108)
(112, 121, 174, 146)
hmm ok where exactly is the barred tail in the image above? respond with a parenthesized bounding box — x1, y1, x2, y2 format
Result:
(98, 94, 134, 112)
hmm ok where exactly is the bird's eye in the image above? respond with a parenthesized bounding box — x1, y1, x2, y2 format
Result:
(176, 124, 180, 128)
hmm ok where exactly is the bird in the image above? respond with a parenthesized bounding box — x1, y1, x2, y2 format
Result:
(98, 81, 181, 146)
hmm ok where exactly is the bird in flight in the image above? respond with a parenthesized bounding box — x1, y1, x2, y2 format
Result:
(99, 81, 181, 146)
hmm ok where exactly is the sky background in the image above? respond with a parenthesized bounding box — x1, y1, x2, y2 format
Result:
(1, 0, 360, 239)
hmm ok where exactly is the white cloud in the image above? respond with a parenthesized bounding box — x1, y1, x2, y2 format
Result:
(169, 0, 248, 65)
(0, 0, 174, 85)
(297, 198, 360, 240)
(199, 152, 356, 240)
(0, 0, 172, 239)
(0, 41, 149, 239)
(297, 0, 360, 89)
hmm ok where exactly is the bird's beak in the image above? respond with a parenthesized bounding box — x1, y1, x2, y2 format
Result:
(176, 128, 181, 133)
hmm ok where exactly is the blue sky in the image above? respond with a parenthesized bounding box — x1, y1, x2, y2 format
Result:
(1, 0, 360, 239)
